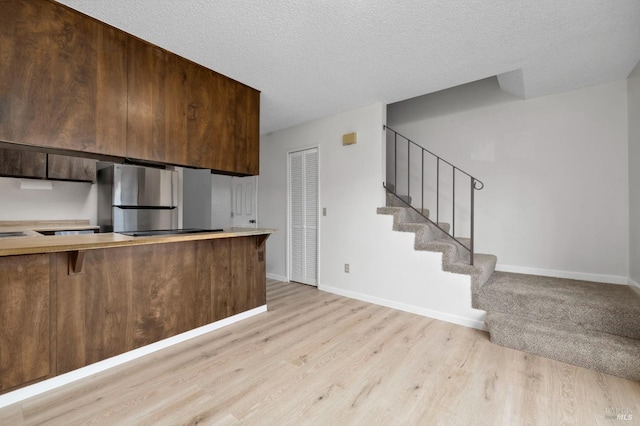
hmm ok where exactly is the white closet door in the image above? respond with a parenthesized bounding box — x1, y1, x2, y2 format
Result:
(289, 148, 318, 286)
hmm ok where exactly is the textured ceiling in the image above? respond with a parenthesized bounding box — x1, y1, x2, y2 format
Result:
(57, 0, 640, 135)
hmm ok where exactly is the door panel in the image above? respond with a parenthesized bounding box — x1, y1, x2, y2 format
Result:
(231, 176, 257, 228)
(288, 148, 318, 286)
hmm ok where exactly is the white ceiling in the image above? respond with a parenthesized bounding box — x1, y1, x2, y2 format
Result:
(57, 0, 640, 135)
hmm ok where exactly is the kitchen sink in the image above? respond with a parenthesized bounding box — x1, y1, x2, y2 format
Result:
(0, 231, 30, 238)
(118, 228, 224, 237)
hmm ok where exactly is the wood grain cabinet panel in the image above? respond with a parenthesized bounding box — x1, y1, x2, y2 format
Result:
(55, 242, 212, 374)
(126, 38, 190, 166)
(131, 242, 209, 348)
(0, 254, 50, 393)
(0, 234, 268, 393)
(211, 236, 266, 320)
(127, 37, 254, 173)
(0, 147, 47, 179)
(0, 0, 259, 174)
(233, 85, 261, 176)
(187, 69, 237, 173)
(55, 248, 134, 374)
(210, 238, 234, 321)
(0, 148, 95, 182)
(0, 0, 127, 156)
(47, 154, 96, 182)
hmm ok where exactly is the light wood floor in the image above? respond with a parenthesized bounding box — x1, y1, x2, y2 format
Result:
(1, 280, 638, 425)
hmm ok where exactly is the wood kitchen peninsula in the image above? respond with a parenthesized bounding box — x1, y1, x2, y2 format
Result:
(0, 228, 273, 395)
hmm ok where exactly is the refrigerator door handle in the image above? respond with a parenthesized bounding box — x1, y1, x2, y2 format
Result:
(114, 205, 177, 210)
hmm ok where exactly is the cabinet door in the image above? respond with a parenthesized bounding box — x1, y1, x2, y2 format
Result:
(0, 0, 127, 156)
(0, 147, 46, 179)
(55, 243, 210, 374)
(47, 154, 96, 182)
(0, 254, 50, 393)
(234, 85, 260, 176)
(126, 37, 190, 166)
(131, 242, 208, 348)
(210, 236, 265, 321)
(186, 69, 236, 172)
(55, 248, 134, 374)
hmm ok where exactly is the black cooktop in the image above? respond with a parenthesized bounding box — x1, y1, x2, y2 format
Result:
(119, 228, 224, 237)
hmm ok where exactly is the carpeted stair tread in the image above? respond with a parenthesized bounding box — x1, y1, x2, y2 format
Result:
(376, 206, 404, 215)
(397, 222, 430, 233)
(478, 272, 640, 339)
(398, 221, 448, 233)
(377, 207, 430, 227)
(385, 192, 412, 208)
(486, 311, 640, 381)
(426, 238, 469, 264)
(446, 254, 497, 287)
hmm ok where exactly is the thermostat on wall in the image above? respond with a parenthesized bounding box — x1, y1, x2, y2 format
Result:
(342, 132, 357, 146)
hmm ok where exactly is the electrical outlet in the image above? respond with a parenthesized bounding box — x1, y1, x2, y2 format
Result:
(323, 207, 327, 216)
(344, 264, 349, 273)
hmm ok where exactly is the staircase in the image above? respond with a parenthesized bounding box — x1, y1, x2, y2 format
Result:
(377, 192, 497, 301)
(478, 272, 640, 381)
(378, 193, 640, 381)
(378, 191, 640, 381)
(380, 126, 640, 381)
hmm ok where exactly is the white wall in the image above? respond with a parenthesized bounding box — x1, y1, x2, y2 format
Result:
(259, 102, 485, 329)
(183, 168, 213, 229)
(388, 78, 630, 283)
(0, 177, 97, 224)
(211, 174, 232, 229)
(629, 61, 640, 288)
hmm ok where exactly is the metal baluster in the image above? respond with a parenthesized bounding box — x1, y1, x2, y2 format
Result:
(407, 139, 410, 202)
(383, 126, 483, 265)
(470, 178, 475, 266)
(394, 131, 397, 193)
(421, 150, 424, 214)
(452, 167, 455, 237)
(436, 158, 440, 224)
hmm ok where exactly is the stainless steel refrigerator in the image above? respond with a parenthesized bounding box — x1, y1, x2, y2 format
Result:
(98, 164, 178, 233)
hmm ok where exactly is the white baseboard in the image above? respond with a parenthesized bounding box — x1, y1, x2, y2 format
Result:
(266, 273, 288, 282)
(629, 277, 640, 296)
(318, 284, 486, 331)
(0, 305, 267, 409)
(495, 264, 628, 285)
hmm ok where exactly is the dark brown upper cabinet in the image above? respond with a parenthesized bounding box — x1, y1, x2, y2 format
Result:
(234, 84, 260, 176)
(127, 37, 260, 175)
(47, 154, 96, 182)
(126, 37, 190, 166)
(0, 0, 128, 157)
(1, 0, 259, 175)
(0, 148, 47, 179)
(185, 66, 236, 173)
(0, 147, 96, 182)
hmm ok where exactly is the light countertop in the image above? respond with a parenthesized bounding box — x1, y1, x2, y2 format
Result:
(0, 227, 275, 257)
